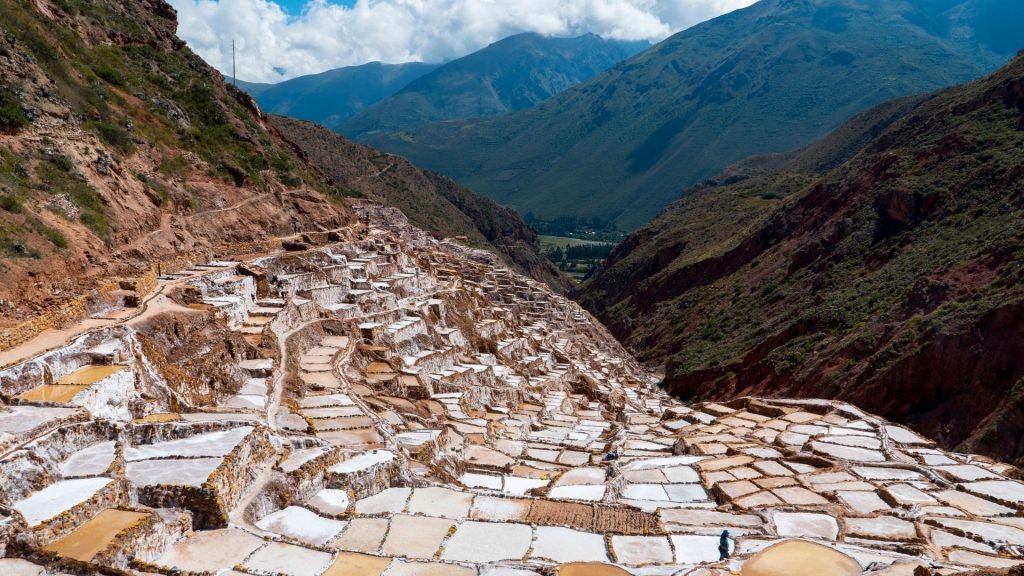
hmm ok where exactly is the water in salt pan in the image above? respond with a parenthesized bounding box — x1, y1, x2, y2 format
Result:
(741, 540, 861, 576)
(13, 477, 111, 526)
(307, 488, 350, 515)
(355, 487, 411, 515)
(126, 457, 221, 486)
(332, 517, 389, 553)
(531, 526, 608, 563)
(330, 450, 395, 474)
(243, 541, 334, 576)
(610, 535, 674, 565)
(321, 552, 392, 576)
(60, 440, 116, 477)
(963, 480, 1024, 504)
(772, 512, 839, 540)
(387, 560, 476, 576)
(407, 486, 473, 518)
(256, 505, 346, 545)
(124, 426, 252, 460)
(156, 528, 265, 573)
(470, 495, 531, 521)
(441, 521, 532, 562)
(502, 475, 548, 495)
(381, 514, 454, 559)
(43, 509, 149, 561)
(549, 484, 606, 501)
(557, 563, 631, 576)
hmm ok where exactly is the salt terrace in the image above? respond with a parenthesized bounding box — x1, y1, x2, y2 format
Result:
(0, 203, 1022, 575)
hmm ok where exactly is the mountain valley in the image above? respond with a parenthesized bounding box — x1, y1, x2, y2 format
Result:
(1, 0, 1023, 574)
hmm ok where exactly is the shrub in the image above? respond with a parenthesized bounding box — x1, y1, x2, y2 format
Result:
(0, 87, 29, 133)
(0, 194, 23, 213)
(92, 121, 134, 153)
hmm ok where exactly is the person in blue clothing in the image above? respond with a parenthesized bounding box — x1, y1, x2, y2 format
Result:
(719, 529, 732, 560)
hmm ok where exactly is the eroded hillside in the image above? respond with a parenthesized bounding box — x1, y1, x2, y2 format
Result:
(578, 53, 1024, 463)
(0, 0, 354, 326)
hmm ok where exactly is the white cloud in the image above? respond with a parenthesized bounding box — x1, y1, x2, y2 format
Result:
(169, 0, 757, 83)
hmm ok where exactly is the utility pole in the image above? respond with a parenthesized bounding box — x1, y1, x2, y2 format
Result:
(232, 40, 236, 86)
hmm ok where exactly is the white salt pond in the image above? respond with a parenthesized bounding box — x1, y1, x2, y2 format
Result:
(13, 477, 111, 526)
(307, 488, 351, 516)
(549, 484, 606, 501)
(256, 506, 346, 545)
(59, 440, 116, 477)
(156, 528, 265, 573)
(355, 487, 411, 515)
(243, 541, 334, 576)
(124, 426, 252, 460)
(126, 457, 221, 486)
(407, 487, 473, 518)
(772, 512, 840, 540)
(330, 450, 395, 474)
(610, 536, 674, 565)
(441, 521, 532, 562)
(530, 526, 608, 563)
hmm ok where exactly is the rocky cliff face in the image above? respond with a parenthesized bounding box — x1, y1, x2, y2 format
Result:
(578, 54, 1024, 462)
(0, 0, 351, 325)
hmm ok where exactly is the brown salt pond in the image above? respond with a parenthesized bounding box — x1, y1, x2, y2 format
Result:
(18, 384, 88, 403)
(741, 540, 862, 576)
(42, 509, 149, 561)
(322, 552, 392, 576)
(558, 563, 631, 576)
(59, 365, 128, 385)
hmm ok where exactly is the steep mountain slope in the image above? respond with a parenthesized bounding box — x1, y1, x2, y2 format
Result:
(340, 33, 647, 138)
(244, 61, 439, 131)
(0, 0, 353, 323)
(271, 116, 571, 291)
(577, 53, 1024, 461)
(363, 0, 1020, 231)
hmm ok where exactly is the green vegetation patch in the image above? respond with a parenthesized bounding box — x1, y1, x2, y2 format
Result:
(36, 161, 110, 240)
(0, 85, 29, 133)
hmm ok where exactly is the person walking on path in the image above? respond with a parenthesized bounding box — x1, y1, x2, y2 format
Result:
(719, 529, 733, 561)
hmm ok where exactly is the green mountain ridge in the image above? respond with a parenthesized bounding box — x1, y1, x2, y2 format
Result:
(361, 0, 1021, 231)
(242, 61, 440, 131)
(340, 32, 648, 137)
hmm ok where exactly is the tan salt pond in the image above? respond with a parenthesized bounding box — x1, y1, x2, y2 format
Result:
(742, 540, 862, 576)
(381, 514, 454, 559)
(42, 509, 149, 561)
(57, 365, 127, 385)
(322, 552, 392, 576)
(156, 528, 265, 572)
(17, 384, 88, 403)
(332, 517, 389, 552)
(558, 563, 631, 575)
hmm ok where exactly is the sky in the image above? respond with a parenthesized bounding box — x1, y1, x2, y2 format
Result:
(169, 0, 757, 83)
